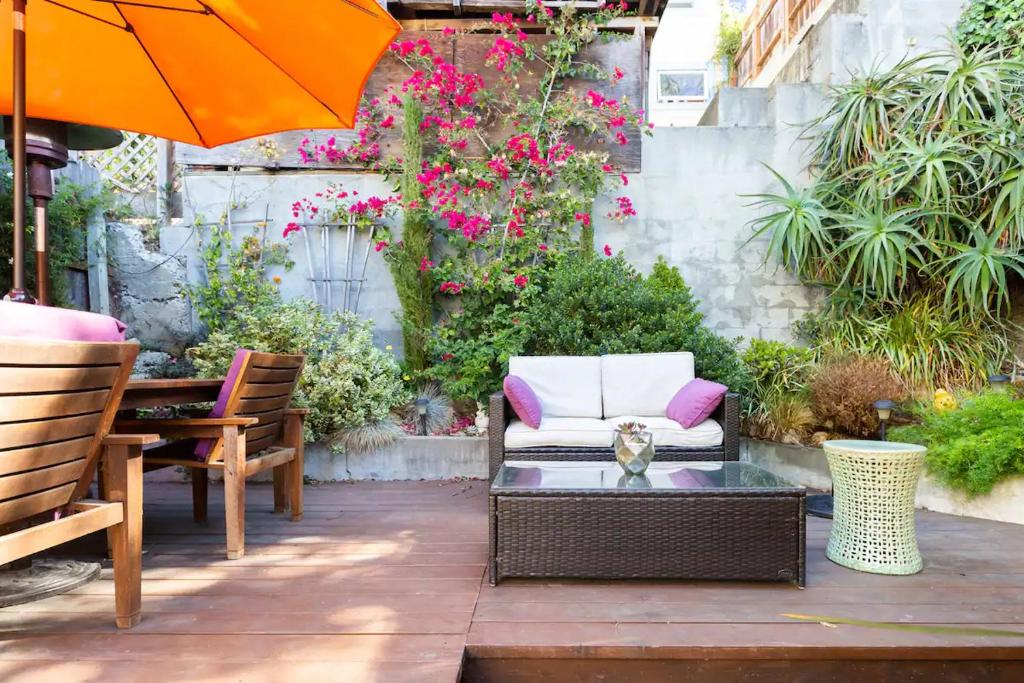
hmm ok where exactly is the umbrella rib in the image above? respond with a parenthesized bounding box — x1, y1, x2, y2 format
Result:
(200, 5, 345, 123)
(88, 0, 208, 13)
(111, 3, 208, 146)
(44, 0, 129, 30)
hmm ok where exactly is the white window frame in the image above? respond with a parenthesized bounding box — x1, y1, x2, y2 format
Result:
(656, 69, 709, 104)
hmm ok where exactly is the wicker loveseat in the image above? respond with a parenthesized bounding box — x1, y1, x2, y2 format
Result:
(489, 353, 740, 479)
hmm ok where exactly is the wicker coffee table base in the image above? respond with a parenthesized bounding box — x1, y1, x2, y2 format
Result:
(489, 491, 806, 586)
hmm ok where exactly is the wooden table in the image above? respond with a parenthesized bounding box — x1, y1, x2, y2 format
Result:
(121, 378, 223, 410)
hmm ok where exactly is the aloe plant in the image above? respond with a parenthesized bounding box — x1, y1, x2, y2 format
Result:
(939, 226, 1024, 317)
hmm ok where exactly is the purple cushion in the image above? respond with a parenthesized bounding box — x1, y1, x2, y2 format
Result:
(668, 467, 715, 489)
(194, 349, 252, 460)
(0, 300, 126, 341)
(504, 375, 542, 429)
(666, 378, 728, 429)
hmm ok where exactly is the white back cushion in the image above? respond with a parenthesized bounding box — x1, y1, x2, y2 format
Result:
(601, 352, 695, 418)
(508, 356, 603, 418)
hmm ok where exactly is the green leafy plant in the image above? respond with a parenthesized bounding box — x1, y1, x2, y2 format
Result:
(713, 2, 744, 80)
(800, 291, 1011, 393)
(187, 219, 292, 333)
(742, 339, 815, 439)
(0, 169, 118, 307)
(189, 299, 409, 450)
(891, 389, 1024, 495)
(956, 0, 1024, 59)
(809, 355, 906, 437)
(747, 41, 1024, 390)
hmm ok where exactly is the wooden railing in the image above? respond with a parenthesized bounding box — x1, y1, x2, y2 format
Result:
(735, 0, 822, 85)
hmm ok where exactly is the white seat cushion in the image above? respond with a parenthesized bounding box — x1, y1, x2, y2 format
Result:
(601, 353, 695, 418)
(605, 415, 723, 448)
(508, 356, 603, 418)
(505, 417, 614, 449)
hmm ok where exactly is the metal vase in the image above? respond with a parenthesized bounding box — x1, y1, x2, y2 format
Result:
(614, 431, 655, 476)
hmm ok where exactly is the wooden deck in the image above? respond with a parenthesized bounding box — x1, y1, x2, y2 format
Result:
(1, 479, 1023, 681)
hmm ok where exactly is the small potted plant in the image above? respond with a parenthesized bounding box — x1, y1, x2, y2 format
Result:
(614, 421, 654, 476)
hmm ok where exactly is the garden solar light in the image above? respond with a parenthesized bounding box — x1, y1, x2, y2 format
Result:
(415, 397, 429, 436)
(874, 399, 897, 440)
(988, 374, 1011, 391)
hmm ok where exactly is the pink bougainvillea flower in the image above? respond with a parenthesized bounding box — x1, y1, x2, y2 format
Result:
(379, 115, 395, 129)
(513, 273, 529, 288)
(419, 257, 434, 272)
(612, 66, 625, 82)
(620, 173, 629, 186)
(538, 243, 548, 251)
(283, 222, 301, 238)
(615, 131, 628, 145)
(602, 163, 614, 172)
(443, 26, 456, 36)
(439, 281, 466, 295)
(587, 90, 606, 107)
(374, 240, 389, 252)
(603, 244, 613, 257)
(574, 212, 591, 226)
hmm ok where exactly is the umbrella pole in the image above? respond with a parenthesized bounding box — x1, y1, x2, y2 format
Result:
(7, 0, 33, 303)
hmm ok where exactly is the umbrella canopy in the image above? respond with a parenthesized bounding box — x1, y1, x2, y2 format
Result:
(2, 0, 400, 302)
(0, 0, 400, 147)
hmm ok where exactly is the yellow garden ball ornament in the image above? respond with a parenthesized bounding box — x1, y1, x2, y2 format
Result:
(933, 389, 958, 412)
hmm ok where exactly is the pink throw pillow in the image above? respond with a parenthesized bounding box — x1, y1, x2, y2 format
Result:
(194, 349, 252, 460)
(666, 378, 728, 429)
(504, 375, 542, 429)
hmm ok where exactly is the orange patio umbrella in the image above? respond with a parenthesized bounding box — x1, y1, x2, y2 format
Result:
(2, 0, 400, 302)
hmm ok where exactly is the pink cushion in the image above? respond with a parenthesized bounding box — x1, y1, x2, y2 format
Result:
(0, 301, 126, 341)
(194, 349, 251, 460)
(504, 375, 542, 429)
(666, 378, 728, 429)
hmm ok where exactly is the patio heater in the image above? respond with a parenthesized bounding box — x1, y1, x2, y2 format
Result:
(2, 117, 123, 305)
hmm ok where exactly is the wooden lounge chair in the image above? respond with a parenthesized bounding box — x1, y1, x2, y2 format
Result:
(115, 350, 307, 560)
(0, 337, 156, 629)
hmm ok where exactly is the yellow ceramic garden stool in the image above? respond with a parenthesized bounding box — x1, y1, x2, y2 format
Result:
(823, 439, 927, 575)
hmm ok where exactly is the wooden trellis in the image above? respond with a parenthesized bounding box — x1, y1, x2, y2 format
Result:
(82, 132, 158, 194)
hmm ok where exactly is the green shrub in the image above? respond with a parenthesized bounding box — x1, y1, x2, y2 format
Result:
(189, 299, 409, 450)
(742, 339, 816, 439)
(797, 292, 1011, 393)
(891, 390, 1024, 495)
(956, 0, 1024, 58)
(525, 254, 751, 391)
(424, 254, 751, 405)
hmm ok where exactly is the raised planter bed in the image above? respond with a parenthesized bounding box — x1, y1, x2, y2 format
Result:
(741, 438, 1024, 525)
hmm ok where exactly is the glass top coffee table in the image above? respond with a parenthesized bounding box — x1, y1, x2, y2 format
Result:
(489, 461, 806, 586)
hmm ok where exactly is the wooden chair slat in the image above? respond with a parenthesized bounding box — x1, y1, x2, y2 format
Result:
(248, 353, 304, 370)
(245, 422, 280, 444)
(0, 483, 77, 526)
(0, 365, 120, 394)
(245, 367, 301, 383)
(239, 382, 294, 399)
(0, 459, 85, 503)
(242, 434, 278, 456)
(0, 436, 94, 476)
(0, 389, 111, 423)
(0, 338, 133, 365)
(239, 407, 286, 425)
(0, 413, 103, 451)
(237, 394, 292, 413)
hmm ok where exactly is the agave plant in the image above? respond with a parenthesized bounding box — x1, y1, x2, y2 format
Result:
(937, 225, 1024, 317)
(831, 204, 935, 302)
(808, 55, 930, 173)
(987, 150, 1024, 245)
(744, 165, 834, 281)
(915, 44, 1023, 130)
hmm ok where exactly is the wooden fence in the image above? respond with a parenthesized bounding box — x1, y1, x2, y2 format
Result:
(735, 0, 822, 86)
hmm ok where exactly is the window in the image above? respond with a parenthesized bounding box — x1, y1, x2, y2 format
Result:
(656, 70, 708, 103)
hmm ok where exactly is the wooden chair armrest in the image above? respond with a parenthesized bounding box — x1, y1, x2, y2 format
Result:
(284, 408, 312, 416)
(117, 417, 259, 427)
(103, 434, 161, 448)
